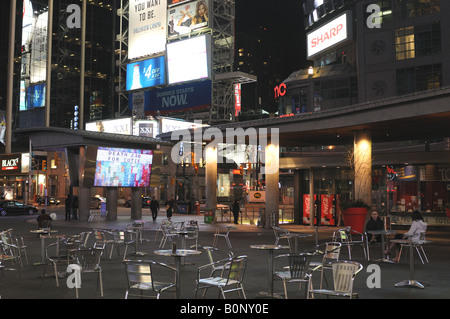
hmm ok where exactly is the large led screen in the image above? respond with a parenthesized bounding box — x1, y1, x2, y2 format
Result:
(167, 34, 211, 84)
(94, 147, 153, 187)
(126, 56, 166, 91)
(128, 0, 167, 59)
(168, 0, 210, 38)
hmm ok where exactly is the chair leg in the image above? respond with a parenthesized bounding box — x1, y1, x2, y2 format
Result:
(419, 246, 429, 263)
(226, 236, 232, 249)
(213, 234, 217, 247)
(415, 246, 425, 264)
(99, 271, 104, 297)
(283, 280, 289, 299)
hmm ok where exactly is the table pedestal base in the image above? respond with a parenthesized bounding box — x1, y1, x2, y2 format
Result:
(255, 291, 284, 299)
(127, 251, 147, 257)
(395, 279, 429, 289)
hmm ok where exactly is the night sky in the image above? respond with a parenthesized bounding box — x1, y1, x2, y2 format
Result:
(235, 0, 307, 78)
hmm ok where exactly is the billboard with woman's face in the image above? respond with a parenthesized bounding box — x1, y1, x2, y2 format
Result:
(168, 0, 209, 38)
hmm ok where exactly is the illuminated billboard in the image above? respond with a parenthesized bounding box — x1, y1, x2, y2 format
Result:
(168, 0, 210, 38)
(126, 56, 166, 91)
(128, 0, 167, 60)
(128, 79, 212, 114)
(30, 11, 48, 83)
(94, 147, 153, 187)
(167, 35, 211, 84)
(306, 11, 352, 59)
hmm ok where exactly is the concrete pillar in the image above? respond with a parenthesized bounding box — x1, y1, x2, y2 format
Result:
(354, 130, 372, 207)
(293, 170, 303, 224)
(265, 143, 279, 228)
(130, 187, 142, 220)
(78, 187, 91, 221)
(105, 187, 118, 221)
(205, 145, 217, 211)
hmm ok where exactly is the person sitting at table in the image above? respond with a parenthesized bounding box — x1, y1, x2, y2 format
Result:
(385, 210, 427, 262)
(37, 209, 52, 229)
(366, 211, 384, 243)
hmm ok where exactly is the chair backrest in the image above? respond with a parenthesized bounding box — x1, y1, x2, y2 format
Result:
(331, 261, 363, 294)
(93, 230, 108, 248)
(273, 227, 288, 239)
(75, 248, 103, 271)
(40, 220, 52, 229)
(204, 246, 234, 264)
(78, 232, 91, 247)
(185, 225, 199, 239)
(288, 253, 312, 279)
(225, 255, 247, 285)
(419, 231, 426, 241)
(123, 260, 155, 290)
(323, 242, 341, 263)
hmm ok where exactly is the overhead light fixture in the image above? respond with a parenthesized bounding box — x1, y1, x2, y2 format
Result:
(308, 66, 314, 75)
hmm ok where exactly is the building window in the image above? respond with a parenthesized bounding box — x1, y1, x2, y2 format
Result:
(395, 0, 440, 20)
(396, 63, 442, 95)
(395, 22, 441, 60)
(396, 26, 415, 60)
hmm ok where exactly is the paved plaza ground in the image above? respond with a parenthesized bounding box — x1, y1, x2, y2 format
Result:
(1, 208, 449, 313)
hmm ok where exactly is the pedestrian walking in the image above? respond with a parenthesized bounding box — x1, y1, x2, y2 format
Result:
(231, 199, 240, 224)
(65, 194, 73, 220)
(150, 196, 159, 222)
(165, 195, 175, 221)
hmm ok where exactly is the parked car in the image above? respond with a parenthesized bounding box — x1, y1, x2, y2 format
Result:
(124, 196, 152, 208)
(0, 200, 38, 216)
(90, 196, 106, 209)
(37, 196, 60, 206)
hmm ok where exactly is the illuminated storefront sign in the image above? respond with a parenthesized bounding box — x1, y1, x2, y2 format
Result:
(0, 154, 22, 173)
(307, 11, 352, 59)
(274, 83, 286, 98)
(234, 84, 241, 116)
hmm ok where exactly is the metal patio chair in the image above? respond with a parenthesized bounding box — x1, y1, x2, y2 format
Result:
(195, 255, 248, 299)
(123, 259, 178, 299)
(309, 260, 363, 299)
(273, 253, 313, 299)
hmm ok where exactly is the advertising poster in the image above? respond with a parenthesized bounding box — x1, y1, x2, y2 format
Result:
(168, 0, 209, 37)
(320, 194, 335, 226)
(26, 84, 46, 108)
(30, 11, 47, 83)
(128, 0, 167, 60)
(303, 194, 317, 225)
(126, 56, 166, 90)
(128, 79, 212, 114)
(94, 147, 153, 187)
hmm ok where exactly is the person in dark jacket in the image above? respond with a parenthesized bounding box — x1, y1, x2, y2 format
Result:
(231, 200, 240, 224)
(150, 197, 160, 222)
(165, 196, 175, 221)
(366, 210, 384, 243)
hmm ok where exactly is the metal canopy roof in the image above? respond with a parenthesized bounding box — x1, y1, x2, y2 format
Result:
(159, 86, 450, 147)
(14, 127, 173, 150)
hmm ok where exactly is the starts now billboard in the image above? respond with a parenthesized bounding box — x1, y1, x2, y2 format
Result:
(126, 56, 166, 91)
(129, 79, 211, 114)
